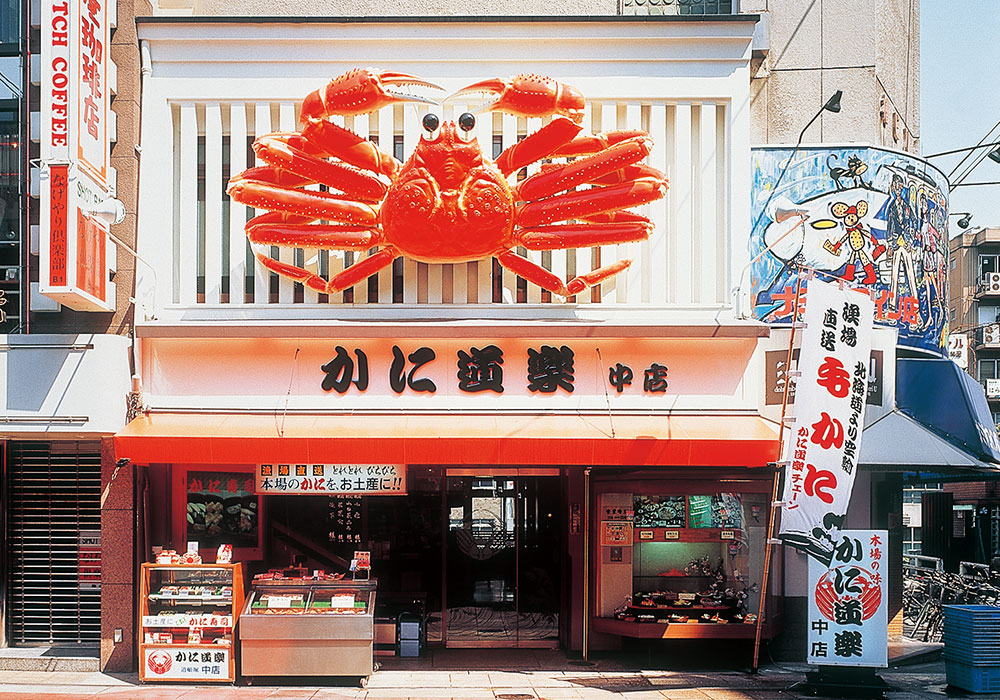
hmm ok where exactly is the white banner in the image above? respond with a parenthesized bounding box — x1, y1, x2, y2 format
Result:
(807, 529, 888, 667)
(778, 280, 875, 564)
(143, 647, 230, 680)
(947, 333, 968, 370)
(255, 463, 406, 495)
(142, 615, 232, 628)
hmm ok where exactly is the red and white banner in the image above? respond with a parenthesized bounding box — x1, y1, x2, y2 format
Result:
(807, 529, 888, 667)
(39, 0, 114, 311)
(778, 280, 874, 564)
(143, 647, 230, 680)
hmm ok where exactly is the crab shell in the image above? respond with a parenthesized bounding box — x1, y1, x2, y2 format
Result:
(381, 121, 515, 263)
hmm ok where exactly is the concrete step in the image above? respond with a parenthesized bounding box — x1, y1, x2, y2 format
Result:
(0, 646, 99, 672)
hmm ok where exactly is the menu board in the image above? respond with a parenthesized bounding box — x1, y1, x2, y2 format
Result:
(186, 472, 258, 548)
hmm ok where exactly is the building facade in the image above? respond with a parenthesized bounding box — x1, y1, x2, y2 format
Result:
(8, 0, 976, 677)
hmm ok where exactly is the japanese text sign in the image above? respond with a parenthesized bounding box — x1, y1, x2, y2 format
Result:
(143, 647, 230, 680)
(807, 529, 888, 668)
(779, 280, 875, 564)
(255, 464, 406, 495)
(78, 529, 100, 591)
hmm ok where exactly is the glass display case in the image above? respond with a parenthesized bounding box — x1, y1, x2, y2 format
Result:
(594, 485, 773, 640)
(138, 563, 244, 682)
(239, 578, 376, 680)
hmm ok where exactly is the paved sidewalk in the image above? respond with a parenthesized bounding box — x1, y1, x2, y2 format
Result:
(0, 651, 972, 700)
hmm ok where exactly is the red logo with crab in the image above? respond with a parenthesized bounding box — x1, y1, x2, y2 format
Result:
(146, 649, 172, 675)
(227, 69, 668, 297)
(814, 564, 881, 622)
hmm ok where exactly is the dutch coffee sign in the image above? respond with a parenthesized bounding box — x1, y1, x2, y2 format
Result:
(39, 0, 115, 311)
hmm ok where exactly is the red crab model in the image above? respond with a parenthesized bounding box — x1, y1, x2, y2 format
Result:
(227, 69, 668, 297)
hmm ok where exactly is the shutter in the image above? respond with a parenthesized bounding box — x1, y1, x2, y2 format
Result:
(7, 441, 103, 645)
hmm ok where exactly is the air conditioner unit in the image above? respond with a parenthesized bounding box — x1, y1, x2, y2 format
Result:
(984, 324, 1000, 345)
(986, 272, 1000, 292)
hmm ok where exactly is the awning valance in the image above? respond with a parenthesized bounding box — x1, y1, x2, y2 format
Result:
(114, 413, 780, 468)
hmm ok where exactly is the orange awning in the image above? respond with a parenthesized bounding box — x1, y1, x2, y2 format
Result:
(114, 413, 779, 468)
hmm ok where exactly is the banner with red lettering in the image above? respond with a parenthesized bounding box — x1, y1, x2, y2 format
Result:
(778, 280, 875, 564)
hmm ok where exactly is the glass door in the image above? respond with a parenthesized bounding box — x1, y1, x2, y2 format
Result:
(445, 474, 560, 647)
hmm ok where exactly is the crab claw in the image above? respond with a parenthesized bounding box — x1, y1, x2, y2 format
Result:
(451, 74, 585, 123)
(300, 68, 443, 123)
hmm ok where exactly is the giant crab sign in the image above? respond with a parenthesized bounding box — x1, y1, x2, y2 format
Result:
(227, 69, 668, 298)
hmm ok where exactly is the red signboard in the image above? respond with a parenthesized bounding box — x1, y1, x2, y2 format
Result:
(76, 211, 106, 299)
(49, 165, 69, 286)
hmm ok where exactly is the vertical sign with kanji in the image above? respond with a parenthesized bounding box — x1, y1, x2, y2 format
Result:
(778, 280, 875, 564)
(807, 529, 888, 667)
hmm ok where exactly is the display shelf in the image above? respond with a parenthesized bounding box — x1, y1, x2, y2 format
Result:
(631, 527, 744, 543)
(138, 563, 244, 683)
(592, 616, 766, 640)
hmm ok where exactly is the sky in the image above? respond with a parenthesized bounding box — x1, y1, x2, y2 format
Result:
(921, 0, 1000, 232)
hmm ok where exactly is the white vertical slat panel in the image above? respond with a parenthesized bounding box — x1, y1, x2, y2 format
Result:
(277, 103, 296, 304)
(624, 102, 643, 304)
(474, 107, 495, 304)
(672, 102, 693, 305)
(537, 113, 566, 305)
(401, 105, 421, 304)
(204, 103, 223, 305)
(699, 102, 718, 304)
(228, 103, 247, 306)
(502, 112, 519, 303)
(320, 114, 347, 305)
(648, 103, 668, 305)
(716, 104, 729, 304)
(253, 102, 271, 304)
(600, 102, 619, 305)
(525, 116, 542, 304)
(378, 106, 395, 304)
(573, 102, 594, 304)
(348, 113, 369, 305)
(178, 103, 198, 306)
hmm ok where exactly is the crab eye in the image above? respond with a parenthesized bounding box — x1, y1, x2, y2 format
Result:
(422, 113, 440, 133)
(458, 112, 476, 132)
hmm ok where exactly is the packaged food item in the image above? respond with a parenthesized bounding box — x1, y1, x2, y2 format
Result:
(156, 549, 180, 565)
(189, 627, 202, 644)
(216, 544, 232, 564)
(180, 550, 202, 565)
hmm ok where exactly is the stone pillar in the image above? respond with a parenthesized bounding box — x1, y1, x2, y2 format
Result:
(100, 437, 135, 672)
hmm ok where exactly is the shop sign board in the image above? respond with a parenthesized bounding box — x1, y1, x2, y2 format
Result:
(765, 349, 883, 407)
(947, 334, 968, 370)
(778, 280, 875, 565)
(78, 529, 101, 590)
(40, 0, 114, 311)
(807, 529, 888, 667)
(143, 647, 230, 680)
(600, 521, 633, 546)
(142, 615, 232, 628)
(255, 463, 406, 495)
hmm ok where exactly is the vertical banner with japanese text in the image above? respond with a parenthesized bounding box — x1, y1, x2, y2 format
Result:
(807, 529, 888, 667)
(778, 280, 875, 564)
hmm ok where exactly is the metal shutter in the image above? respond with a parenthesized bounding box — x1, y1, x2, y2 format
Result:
(7, 441, 102, 645)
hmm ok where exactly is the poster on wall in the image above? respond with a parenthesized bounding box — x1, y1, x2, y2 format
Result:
(778, 280, 875, 564)
(749, 147, 949, 355)
(807, 529, 888, 667)
(78, 530, 101, 591)
(185, 472, 258, 549)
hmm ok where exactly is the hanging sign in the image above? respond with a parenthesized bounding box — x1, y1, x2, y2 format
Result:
(807, 529, 888, 667)
(255, 463, 406, 495)
(778, 280, 875, 564)
(39, 0, 115, 311)
(143, 647, 230, 680)
(947, 334, 968, 370)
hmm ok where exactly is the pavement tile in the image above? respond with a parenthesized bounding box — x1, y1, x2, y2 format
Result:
(486, 673, 533, 688)
(534, 689, 583, 699)
(656, 690, 712, 700)
(700, 690, 754, 700)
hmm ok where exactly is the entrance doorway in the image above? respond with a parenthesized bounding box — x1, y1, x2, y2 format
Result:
(445, 473, 561, 647)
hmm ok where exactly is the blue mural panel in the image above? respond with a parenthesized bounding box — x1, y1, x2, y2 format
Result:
(749, 147, 950, 355)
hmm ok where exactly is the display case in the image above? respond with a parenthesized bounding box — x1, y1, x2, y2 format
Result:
(593, 483, 776, 641)
(138, 563, 245, 682)
(239, 578, 376, 680)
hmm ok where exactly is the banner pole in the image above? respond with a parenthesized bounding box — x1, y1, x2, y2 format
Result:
(753, 271, 806, 671)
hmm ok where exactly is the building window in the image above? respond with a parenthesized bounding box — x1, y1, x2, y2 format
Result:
(980, 358, 998, 382)
(951, 308, 957, 321)
(982, 254, 1000, 279)
(952, 257, 958, 271)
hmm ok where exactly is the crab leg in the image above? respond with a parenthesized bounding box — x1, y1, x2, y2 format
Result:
(514, 137, 654, 201)
(517, 221, 653, 250)
(301, 119, 400, 179)
(227, 179, 379, 226)
(580, 211, 652, 224)
(516, 179, 668, 228)
(452, 75, 586, 123)
(300, 69, 442, 123)
(254, 245, 399, 295)
(495, 117, 583, 177)
(590, 164, 667, 187)
(552, 130, 648, 158)
(247, 219, 379, 250)
(497, 249, 632, 298)
(253, 134, 388, 202)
